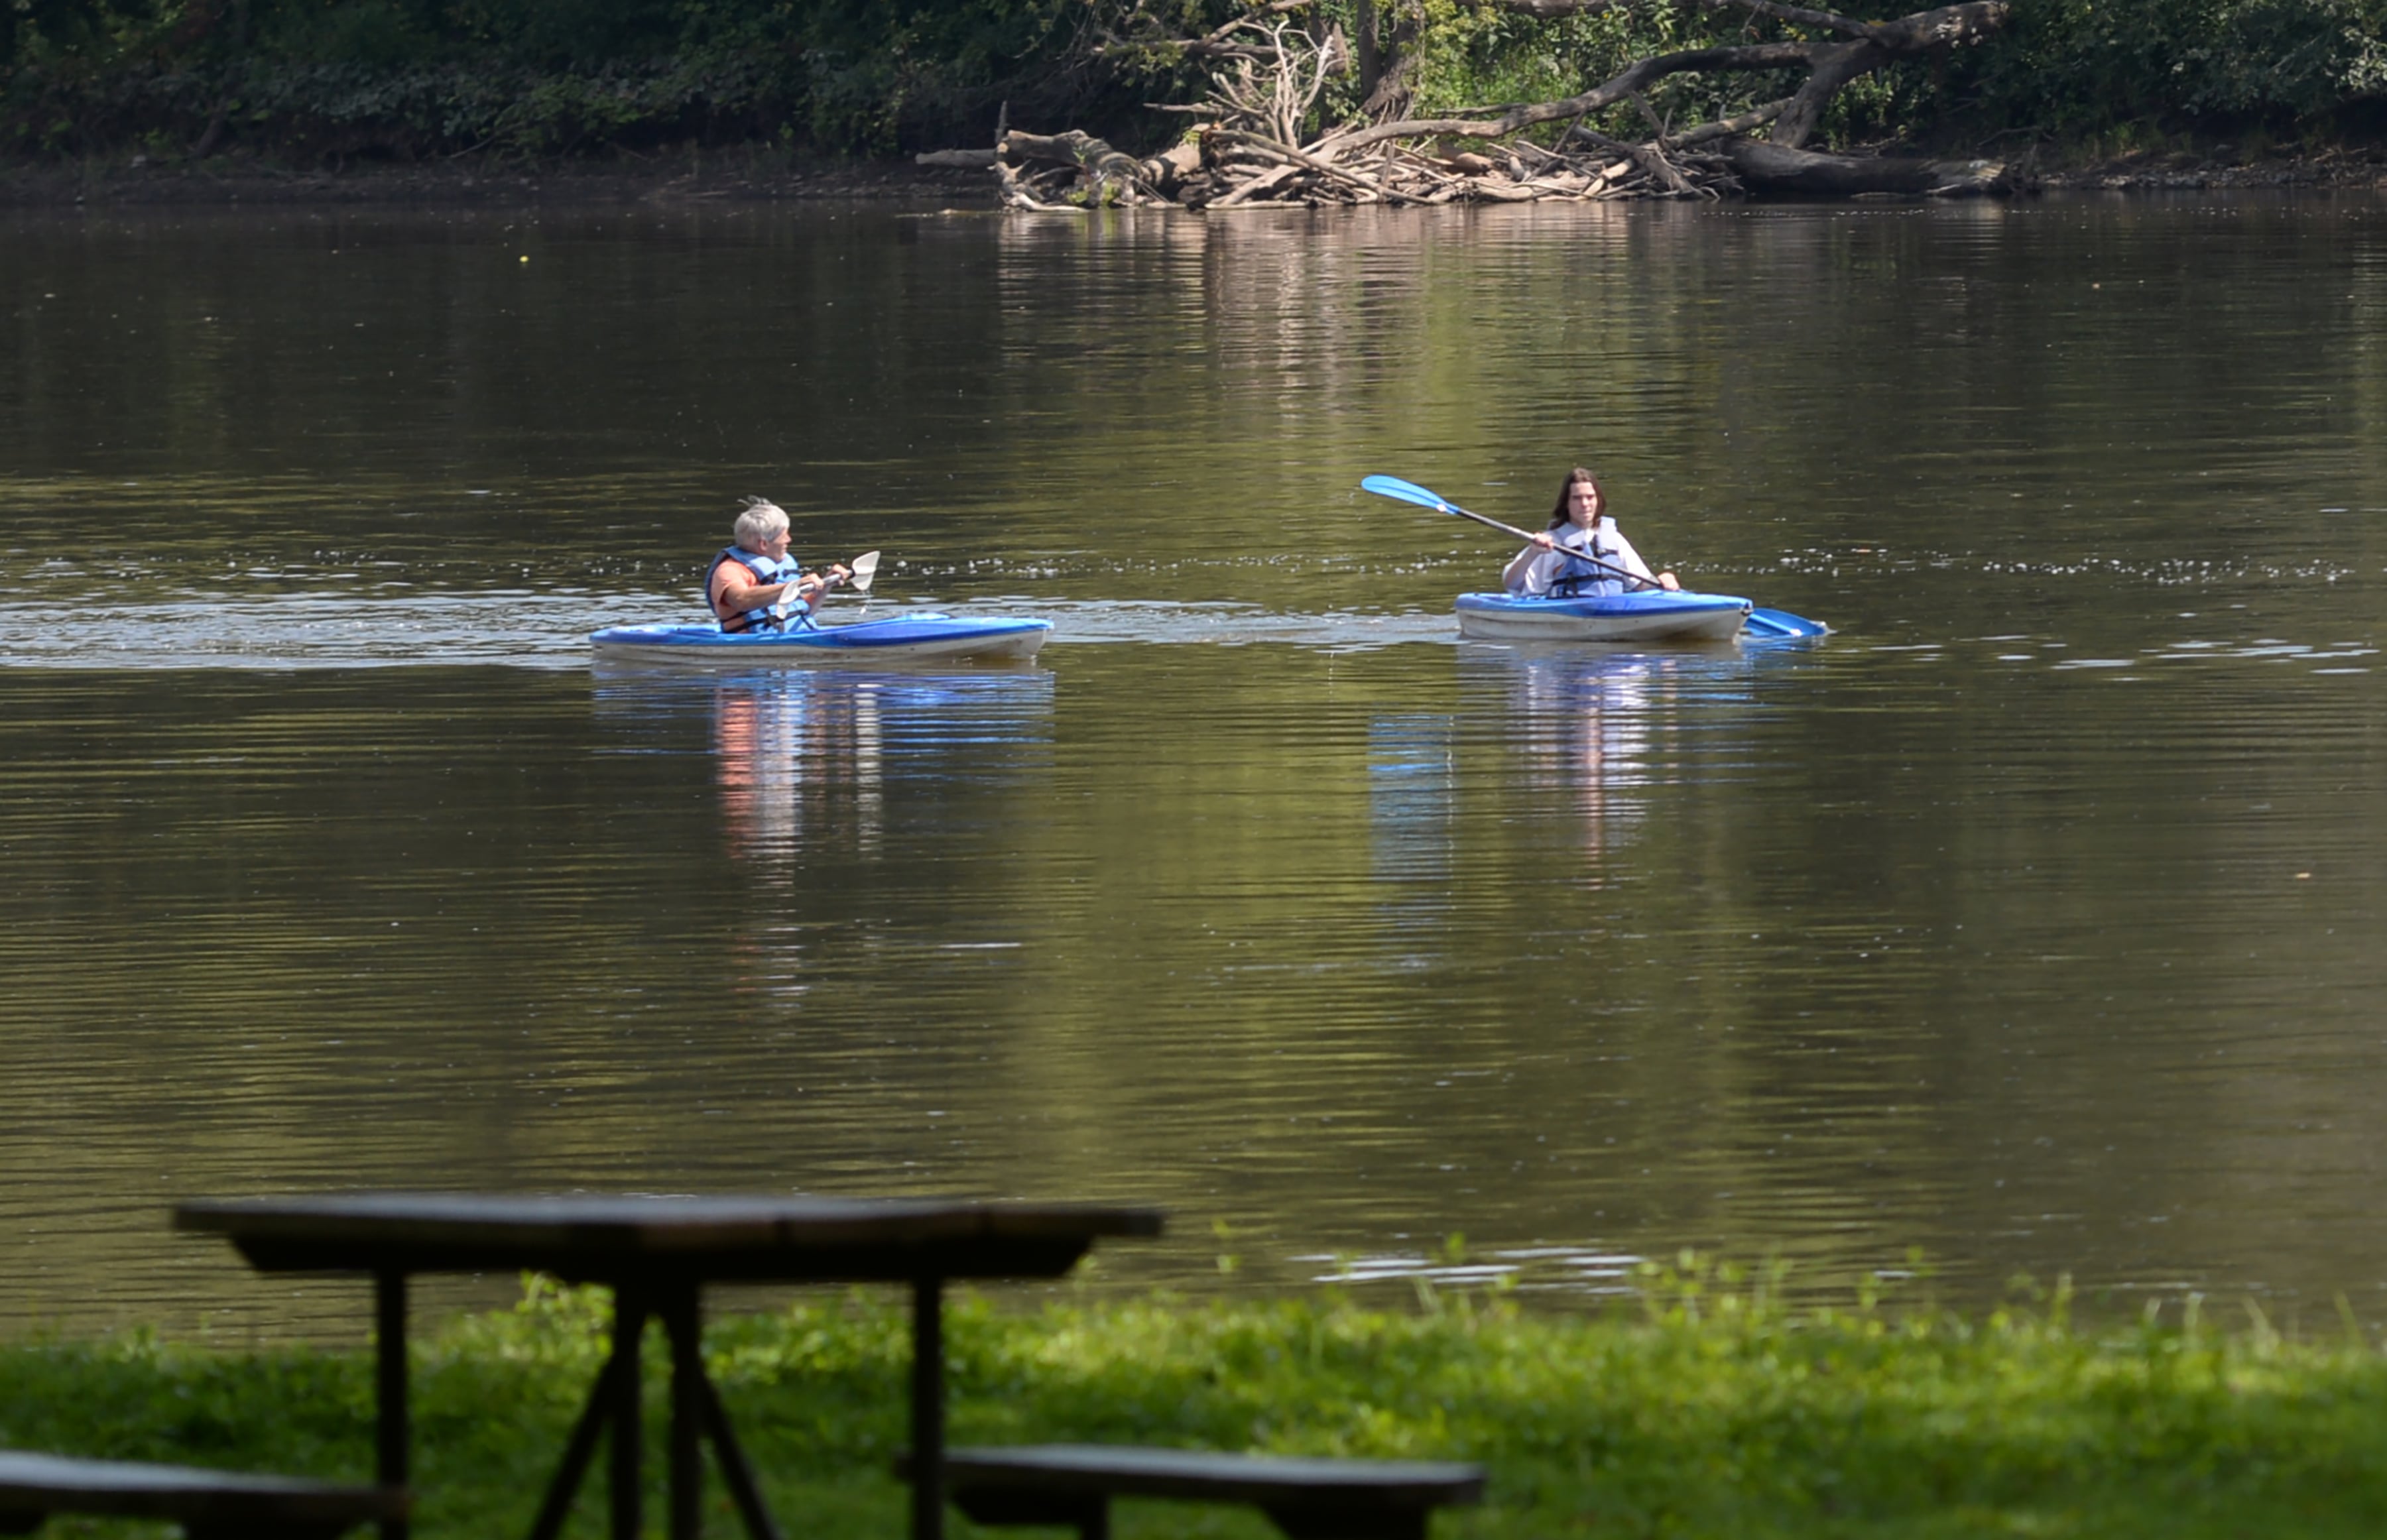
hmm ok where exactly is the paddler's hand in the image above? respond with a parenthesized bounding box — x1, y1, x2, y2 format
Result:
(826, 563, 852, 589)
(1656, 571, 1681, 591)
(1530, 532, 1557, 551)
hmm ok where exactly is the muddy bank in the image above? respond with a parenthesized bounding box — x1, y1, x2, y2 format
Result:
(2032, 143, 2387, 192)
(0, 151, 994, 209)
(5, 140, 2383, 209)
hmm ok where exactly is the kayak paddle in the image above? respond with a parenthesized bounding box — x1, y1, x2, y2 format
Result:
(1743, 605, 1830, 638)
(1361, 474, 1829, 636)
(771, 549, 880, 623)
(1361, 475, 1663, 592)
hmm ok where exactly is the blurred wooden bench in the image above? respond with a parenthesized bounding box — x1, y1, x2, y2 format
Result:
(0, 1450, 404, 1539)
(901, 1443, 1485, 1540)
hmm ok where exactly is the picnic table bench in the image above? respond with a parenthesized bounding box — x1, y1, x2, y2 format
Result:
(0, 1450, 406, 1539)
(900, 1444, 1486, 1540)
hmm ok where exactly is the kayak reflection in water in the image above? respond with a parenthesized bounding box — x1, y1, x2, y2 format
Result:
(704, 498, 853, 632)
(1499, 466, 1682, 598)
(713, 677, 885, 872)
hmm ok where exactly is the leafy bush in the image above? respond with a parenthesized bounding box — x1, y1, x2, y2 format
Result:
(1948, 0, 2387, 139)
(3, 0, 2383, 163)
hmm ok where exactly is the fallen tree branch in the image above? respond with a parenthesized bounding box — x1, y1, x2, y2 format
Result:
(1205, 160, 1306, 207)
(1484, 0, 1620, 13)
(1205, 128, 1430, 203)
(1320, 0, 2006, 156)
(1715, 138, 2013, 194)
(1319, 40, 1817, 157)
(995, 0, 2014, 209)
(993, 160, 1088, 212)
(1665, 99, 1790, 148)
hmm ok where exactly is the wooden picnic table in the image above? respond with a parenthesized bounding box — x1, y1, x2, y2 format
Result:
(176, 1193, 1164, 1540)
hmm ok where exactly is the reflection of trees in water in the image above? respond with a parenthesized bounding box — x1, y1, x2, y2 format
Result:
(991, 211, 1452, 432)
(711, 677, 885, 876)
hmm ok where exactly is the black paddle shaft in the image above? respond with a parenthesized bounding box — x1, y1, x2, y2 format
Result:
(1433, 501, 1663, 593)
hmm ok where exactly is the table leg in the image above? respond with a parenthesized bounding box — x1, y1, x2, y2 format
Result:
(375, 1271, 409, 1540)
(662, 1287, 704, 1540)
(694, 1372, 784, 1540)
(528, 1350, 623, 1540)
(610, 1287, 648, 1540)
(910, 1277, 944, 1540)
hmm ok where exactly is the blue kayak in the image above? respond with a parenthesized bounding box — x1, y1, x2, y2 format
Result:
(1457, 589, 1754, 642)
(1455, 591, 1829, 642)
(589, 613, 1051, 666)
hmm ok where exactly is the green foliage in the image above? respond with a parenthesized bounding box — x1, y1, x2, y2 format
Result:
(0, 0, 1105, 156)
(1355, 0, 1970, 150)
(7, 1265, 2387, 1537)
(5, 0, 2383, 160)
(1948, 0, 2387, 137)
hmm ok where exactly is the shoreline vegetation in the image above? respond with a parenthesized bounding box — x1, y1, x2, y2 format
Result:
(7, 0, 2384, 207)
(7, 1266, 2387, 1537)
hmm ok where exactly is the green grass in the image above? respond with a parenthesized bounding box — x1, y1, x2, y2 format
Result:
(5, 1265, 2387, 1538)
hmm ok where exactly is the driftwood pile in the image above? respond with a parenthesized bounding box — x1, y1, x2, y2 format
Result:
(920, 0, 2019, 207)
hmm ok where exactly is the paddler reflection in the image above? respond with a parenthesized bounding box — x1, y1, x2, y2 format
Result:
(702, 669, 1060, 876)
(713, 673, 885, 870)
(1467, 645, 1686, 866)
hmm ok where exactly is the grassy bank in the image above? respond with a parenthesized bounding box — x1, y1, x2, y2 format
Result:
(5, 1268, 2387, 1537)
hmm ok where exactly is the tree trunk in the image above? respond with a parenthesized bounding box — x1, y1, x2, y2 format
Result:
(1356, 1, 1380, 103)
(1717, 139, 2012, 195)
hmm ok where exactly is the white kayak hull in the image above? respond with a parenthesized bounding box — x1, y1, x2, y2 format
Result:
(589, 613, 1051, 666)
(1454, 590, 1752, 642)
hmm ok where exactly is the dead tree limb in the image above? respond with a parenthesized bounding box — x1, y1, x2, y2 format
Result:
(1714, 138, 2012, 194)
(998, 128, 1167, 205)
(1321, 0, 2004, 154)
(1664, 99, 1791, 148)
(963, 0, 2014, 208)
(1483, 0, 1619, 14)
(1205, 128, 1431, 203)
(1093, 0, 1316, 60)
(1318, 40, 1819, 156)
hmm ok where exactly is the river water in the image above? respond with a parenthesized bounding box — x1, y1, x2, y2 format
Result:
(3, 194, 2384, 1338)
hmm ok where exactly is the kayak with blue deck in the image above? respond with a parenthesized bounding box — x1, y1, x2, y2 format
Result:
(1457, 589, 1774, 642)
(1358, 475, 1830, 642)
(589, 613, 1052, 665)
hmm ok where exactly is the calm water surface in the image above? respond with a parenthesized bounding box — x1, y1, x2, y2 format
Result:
(3, 195, 2385, 1337)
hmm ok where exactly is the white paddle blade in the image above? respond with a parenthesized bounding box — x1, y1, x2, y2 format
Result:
(848, 550, 881, 594)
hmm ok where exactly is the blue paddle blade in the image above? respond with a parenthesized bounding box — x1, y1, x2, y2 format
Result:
(1745, 607, 1830, 638)
(1361, 475, 1452, 510)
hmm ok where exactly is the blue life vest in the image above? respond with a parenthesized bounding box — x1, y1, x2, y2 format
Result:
(1549, 527, 1623, 597)
(704, 546, 800, 632)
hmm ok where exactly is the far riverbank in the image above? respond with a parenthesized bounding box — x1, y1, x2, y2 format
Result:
(0, 150, 991, 208)
(6, 141, 2384, 209)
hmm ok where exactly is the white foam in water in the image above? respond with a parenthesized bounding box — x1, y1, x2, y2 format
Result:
(0, 590, 1459, 669)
